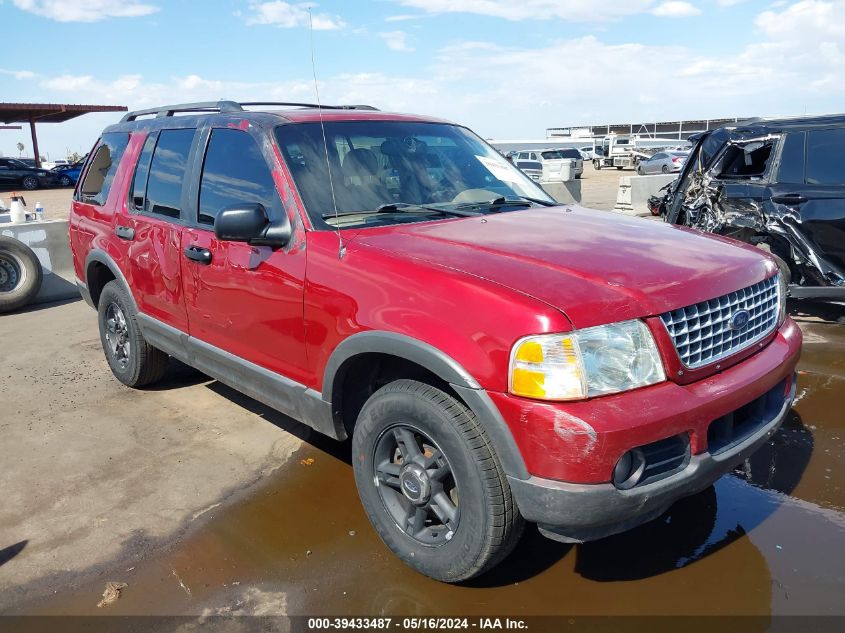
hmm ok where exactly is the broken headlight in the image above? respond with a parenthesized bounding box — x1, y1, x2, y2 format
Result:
(509, 320, 666, 401)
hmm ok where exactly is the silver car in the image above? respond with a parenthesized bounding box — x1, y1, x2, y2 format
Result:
(637, 151, 688, 175)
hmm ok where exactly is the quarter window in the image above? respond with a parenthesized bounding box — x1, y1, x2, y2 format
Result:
(130, 133, 158, 210)
(78, 132, 129, 206)
(806, 128, 845, 186)
(777, 132, 805, 185)
(198, 129, 279, 225)
(144, 129, 195, 219)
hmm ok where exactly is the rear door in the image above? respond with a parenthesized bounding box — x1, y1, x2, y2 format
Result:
(769, 127, 845, 278)
(0, 159, 15, 186)
(114, 128, 197, 332)
(180, 125, 309, 384)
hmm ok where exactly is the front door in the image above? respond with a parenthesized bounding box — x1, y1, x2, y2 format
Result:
(180, 126, 309, 385)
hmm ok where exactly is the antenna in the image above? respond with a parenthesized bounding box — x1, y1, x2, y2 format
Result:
(308, 8, 344, 259)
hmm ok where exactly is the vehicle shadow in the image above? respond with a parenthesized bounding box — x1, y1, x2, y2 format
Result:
(0, 541, 27, 568)
(575, 409, 813, 582)
(788, 298, 845, 324)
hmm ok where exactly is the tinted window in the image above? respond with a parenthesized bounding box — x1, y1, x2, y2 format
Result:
(199, 129, 279, 225)
(652, 153, 666, 160)
(78, 132, 129, 206)
(557, 149, 581, 159)
(777, 131, 805, 184)
(145, 129, 195, 218)
(806, 128, 845, 186)
(130, 133, 158, 210)
(541, 151, 563, 160)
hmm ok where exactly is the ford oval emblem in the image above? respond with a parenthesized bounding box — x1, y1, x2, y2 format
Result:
(729, 310, 751, 331)
(403, 478, 420, 495)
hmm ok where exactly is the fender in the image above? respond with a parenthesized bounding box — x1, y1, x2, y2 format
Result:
(83, 249, 137, 312)
(322, 331, 530, 480)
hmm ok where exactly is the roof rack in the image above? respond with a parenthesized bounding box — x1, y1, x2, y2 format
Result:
(120, 100, 379, 122)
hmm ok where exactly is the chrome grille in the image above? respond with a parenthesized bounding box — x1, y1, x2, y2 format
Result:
(660, 275, 780, 369)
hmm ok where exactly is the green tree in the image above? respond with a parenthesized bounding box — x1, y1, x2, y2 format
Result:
(16, 142, 24, 156)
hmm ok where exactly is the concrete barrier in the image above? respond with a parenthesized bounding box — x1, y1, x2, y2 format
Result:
(0, 218, 79, 306)
(541, 179, 582, 205)
(613, 173, 677, 216)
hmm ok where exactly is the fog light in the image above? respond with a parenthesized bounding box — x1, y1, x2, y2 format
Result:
(612, 448, 646, 490)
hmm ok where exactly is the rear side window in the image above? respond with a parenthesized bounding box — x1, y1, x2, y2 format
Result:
(144, 129, 195, 218)
(130, 133, 158, 211)
(806, 128, 845, 186)
(777, 132, 805, 184)
(78, 132, 129, 206)
(198, 128, 279, 225)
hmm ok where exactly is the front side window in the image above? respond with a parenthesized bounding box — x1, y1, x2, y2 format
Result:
(275, 121, 554, 230)
(198, 128, 280, 225)
(144, 128, 195, 219)
(806, 128, 845, 186)
(78, 132, 129, 206)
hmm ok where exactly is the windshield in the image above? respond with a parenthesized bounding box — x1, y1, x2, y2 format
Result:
(275, 121, 554, 229)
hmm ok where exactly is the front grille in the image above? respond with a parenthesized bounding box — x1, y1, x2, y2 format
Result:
(708, 378, 789, 455)
(660, 275, 780, 369)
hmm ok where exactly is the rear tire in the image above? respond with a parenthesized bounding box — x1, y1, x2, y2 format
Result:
(59, 175, 72, 187)
(97, 280, 168, 387)
(661, 165, 669, 174)
(0, 236, 42, 313)
(352, 379, 524, 582)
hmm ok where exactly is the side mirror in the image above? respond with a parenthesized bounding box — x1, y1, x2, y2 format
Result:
(214, 203, 291, 249)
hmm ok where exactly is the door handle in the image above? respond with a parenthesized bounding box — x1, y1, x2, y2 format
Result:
(184, 245, 212, 265)
(771, 194, 808, 205)
(114, 225, 135, 240)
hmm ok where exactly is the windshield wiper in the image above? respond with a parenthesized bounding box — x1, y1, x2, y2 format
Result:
(322, 203, 479, 219)
(451, 196, 534, 212)
(376, 203, 481, 217)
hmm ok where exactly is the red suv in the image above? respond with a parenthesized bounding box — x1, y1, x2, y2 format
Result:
(69, 100, 801, 582)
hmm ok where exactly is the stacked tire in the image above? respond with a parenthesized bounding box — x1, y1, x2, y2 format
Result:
(0, 235, 43, 313)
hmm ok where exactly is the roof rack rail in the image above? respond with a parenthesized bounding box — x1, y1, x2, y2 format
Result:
(120, 100, 379, 122)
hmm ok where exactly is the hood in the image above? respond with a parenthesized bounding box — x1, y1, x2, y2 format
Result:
(351, 206, 776, 329)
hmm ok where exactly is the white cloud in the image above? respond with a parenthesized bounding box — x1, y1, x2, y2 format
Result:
(12, 0, 158, 22)
(7, 0, 845, 156)
(380, 30, 413, 52)
(242, 1, 345, 30)
(651, 1, 702, 17)
(392, 0, 657, 22)
(0, 68, 36, 80)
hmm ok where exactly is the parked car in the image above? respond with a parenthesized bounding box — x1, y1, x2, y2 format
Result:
(513, 149, 581, 180)
(579, 146, 597, 160)
(553, 148, 584, 178)
(51, 162, 84, 187)
(659, 114, 845, 300)
(15, 158, 37, 168)
(637, 151, 688, 175)
(70, 100, 800, 583)
(0, 157, 58, 190)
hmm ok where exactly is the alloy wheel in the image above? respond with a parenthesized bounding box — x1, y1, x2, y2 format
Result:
(372, 424, 460, 546)
(104, 302, 131, 370)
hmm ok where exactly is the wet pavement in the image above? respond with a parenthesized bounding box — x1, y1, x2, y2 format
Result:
(5, 303, 845, 619)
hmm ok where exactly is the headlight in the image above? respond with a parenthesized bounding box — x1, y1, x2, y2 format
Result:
(509, 320, 665, 401)
(776, 272, 787, 327)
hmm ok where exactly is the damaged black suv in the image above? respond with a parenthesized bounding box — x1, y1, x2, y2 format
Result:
(659, 114, 845, 300)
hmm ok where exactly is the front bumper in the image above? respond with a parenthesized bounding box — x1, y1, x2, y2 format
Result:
(508, 376, 794, 542)
(492, 318, 802, 542)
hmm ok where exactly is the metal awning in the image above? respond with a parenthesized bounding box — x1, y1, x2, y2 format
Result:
(0, 102, 127, 167)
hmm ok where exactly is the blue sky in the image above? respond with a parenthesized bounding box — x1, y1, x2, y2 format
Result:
(1, 0, 843, 160)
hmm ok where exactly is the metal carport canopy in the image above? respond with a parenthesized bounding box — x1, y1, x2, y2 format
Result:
(0, 102, 128, 168)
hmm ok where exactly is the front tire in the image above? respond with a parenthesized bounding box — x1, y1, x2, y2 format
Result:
(59, 175, 72, 187)
(352, 380, 524, 582)
(97, 280, 168, 387)
(21, 176, 38, 190)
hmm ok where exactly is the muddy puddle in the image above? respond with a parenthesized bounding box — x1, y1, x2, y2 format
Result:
(9, 308, 845, 619)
